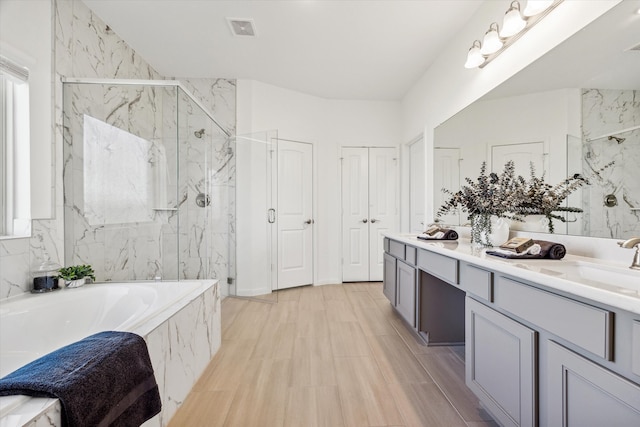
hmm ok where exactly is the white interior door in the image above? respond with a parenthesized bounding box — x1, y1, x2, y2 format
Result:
(490, 141, 546, 177)
(342, 147, 397, 282)
(434, 148, 461, 225)
(341, 148, 369, 282)
(277, 140, 313, 289)
(409, 138, 425, 233)
(368, 148, 398, 281)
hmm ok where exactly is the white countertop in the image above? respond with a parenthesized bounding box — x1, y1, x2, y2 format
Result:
(385, 233, 640, 316)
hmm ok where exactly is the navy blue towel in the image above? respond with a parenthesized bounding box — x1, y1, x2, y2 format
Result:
(0, 331, 161, 427)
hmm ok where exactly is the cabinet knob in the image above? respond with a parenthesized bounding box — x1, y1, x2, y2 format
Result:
(362, 219, 368, 223)
(304, 219, 314, 225)
(371, 219, 379, 223)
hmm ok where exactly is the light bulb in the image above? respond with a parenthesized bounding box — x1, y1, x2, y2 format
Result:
(500, 1, 527, 38)
(464, 41, 485, 68)
(480, 23, 503, 55)
(523, 0, 554, 17)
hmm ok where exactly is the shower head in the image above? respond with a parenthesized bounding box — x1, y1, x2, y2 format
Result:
(608, 135, 625, 144)
(194, 129, 205, 139)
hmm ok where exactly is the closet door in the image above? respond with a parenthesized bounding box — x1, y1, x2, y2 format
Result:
(368, 147, 398, 281)
(433, 148, 461, 225)
(342, 147, 397, 282)
(342, 148, 370, 282)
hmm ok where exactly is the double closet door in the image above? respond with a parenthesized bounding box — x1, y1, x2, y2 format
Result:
(342, 147, 398, 282)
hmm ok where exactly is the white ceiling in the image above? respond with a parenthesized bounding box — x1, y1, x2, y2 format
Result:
(81, 0, 484, 101)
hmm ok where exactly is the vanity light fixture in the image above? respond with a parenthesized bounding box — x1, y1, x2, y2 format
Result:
(480, 23, 503, 55)
(522, 0, 554, 18)
(500, 1, 527, 37)
(464, 40, 486, 68)
(464, 0, 563, 69)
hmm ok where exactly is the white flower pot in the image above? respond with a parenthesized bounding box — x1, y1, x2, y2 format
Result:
(472, 215, 510, 247)
(512, 214, 549, 232)
(65, 277, 86, 288)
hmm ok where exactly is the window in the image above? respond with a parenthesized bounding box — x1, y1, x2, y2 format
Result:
(1, 54, 30, 237)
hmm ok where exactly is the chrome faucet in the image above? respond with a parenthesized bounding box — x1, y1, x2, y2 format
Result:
(618, 237, 640, 270)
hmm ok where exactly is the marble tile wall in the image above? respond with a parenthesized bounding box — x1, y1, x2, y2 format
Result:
(582, 89, 640, 239)
(0, 0, 236, 298)
(178, 79, 236, 287)
(63, 83, 178, 281)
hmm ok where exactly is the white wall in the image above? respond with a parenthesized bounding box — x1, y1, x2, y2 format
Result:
(0, 0, 53, 219)
(400, 0, 622, 225)
(236, 79, 401, 291)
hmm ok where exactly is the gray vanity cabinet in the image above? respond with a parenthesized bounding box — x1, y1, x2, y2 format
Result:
(546, 340, 640, 426)
(396, 259, 417, 327)
(466, 297, 536, 427)
(383, 253, 397, 305)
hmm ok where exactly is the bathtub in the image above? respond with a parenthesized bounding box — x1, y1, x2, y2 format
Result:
(0, 280, 221, 427)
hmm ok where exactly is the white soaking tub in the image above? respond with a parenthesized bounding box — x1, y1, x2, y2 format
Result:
(0, 280, 221, 427)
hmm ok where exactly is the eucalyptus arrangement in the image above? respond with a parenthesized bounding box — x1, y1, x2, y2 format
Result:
(509, 162, 613, 233)
(437, 160, 614, 245)
(438, 161, 522, 245)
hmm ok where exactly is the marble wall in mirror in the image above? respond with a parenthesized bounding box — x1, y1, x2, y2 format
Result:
(434, 0, 640, 239)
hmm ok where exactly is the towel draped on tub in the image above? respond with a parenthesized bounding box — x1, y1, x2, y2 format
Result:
(0, 331, 162, 427)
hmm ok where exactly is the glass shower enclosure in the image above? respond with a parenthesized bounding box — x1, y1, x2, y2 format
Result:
(62, 79, 232, 284)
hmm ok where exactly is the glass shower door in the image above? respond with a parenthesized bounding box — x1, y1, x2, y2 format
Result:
(228, 130, 278, 302)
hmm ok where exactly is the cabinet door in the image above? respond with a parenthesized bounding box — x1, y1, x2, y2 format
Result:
(383, 253, 397, 305)
(466, 297, 536, 427)
(396, 260, 416, 327)
(547, 340, 640, 427)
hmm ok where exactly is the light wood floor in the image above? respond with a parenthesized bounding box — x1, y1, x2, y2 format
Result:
(168, 283, 499, 427)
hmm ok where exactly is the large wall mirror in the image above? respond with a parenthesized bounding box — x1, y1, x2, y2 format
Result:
(434, 0, 640, 239)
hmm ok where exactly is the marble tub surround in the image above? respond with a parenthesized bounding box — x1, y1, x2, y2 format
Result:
(582, 89, 640, 239)
(0, 280, 221, 427)
(387, 232, 640, 315)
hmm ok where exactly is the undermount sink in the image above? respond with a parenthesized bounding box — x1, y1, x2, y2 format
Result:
(514, 260, 640, 295)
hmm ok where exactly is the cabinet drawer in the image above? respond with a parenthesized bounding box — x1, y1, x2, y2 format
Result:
(405, 246, 417, 265)
(494, 276, 613, 360)
(460, 263, 493, 301)
(417, 250, 458, 284)
(389, 240, 405, 259)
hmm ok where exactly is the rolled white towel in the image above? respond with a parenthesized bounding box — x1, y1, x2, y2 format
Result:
(527, 244, 541, 255)
(490, 243, 542, 257)
(420, 231, 444, 240)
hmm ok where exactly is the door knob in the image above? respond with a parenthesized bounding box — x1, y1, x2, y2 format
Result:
(362, 219, 368, 223)
(370, 219, 379, 223)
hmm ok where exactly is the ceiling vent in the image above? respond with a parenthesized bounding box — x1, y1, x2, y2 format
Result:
(627, 42, 640, 51)
(227, 18, 256, 37)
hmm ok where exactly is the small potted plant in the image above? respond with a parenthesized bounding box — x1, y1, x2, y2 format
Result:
(57, 264, 96, 288)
